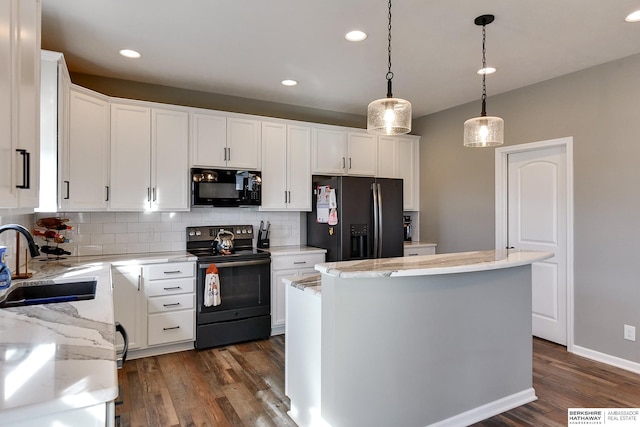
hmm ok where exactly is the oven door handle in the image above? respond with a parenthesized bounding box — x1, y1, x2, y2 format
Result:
(199, 259, 270, 269)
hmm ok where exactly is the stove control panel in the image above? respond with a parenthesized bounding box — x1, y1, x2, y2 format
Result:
(186, 225, 254, 242)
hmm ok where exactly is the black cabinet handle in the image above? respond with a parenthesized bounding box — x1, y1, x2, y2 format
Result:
(15, 149, 30, 189)
(163, 326, 180, 331)
(64, 181, 70, 199)
(105, 186, 110, 201)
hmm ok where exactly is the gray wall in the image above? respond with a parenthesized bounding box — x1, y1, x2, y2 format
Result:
(70, 72, 366, 129)
(413, 52, 640, 363)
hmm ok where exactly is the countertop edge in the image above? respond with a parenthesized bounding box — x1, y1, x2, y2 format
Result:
(315, 250, 553, 278)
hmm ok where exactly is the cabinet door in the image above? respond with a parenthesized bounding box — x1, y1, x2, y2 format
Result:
(151, 108, 189, 211)
(15, 0, 40, 208)
(64, 88, 110, 210)
(112, 265, 145, 350)
(397, 137, 419, 211)
(261, 121, 288, 209)
(287, 125, 312, 211)
(0, 1, 15, 207)
(110, 103, 151, 210)
(190, 112, 226, 167)
(347, 132, 377, 176)
(0, 0, 40, 209)
(311, 127, 346, 175)
(227, 117, 260, 169)
(377, 136, 398, 178)
(272, 268, 297, 329)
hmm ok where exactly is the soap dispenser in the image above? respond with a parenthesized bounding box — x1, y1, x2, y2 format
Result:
(0, 246, 11, 290)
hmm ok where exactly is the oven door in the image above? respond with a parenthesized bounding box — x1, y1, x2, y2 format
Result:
(196, 258, 271, 324)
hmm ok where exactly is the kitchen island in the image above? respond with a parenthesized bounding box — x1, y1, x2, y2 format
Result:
(285, 249, 553, 427)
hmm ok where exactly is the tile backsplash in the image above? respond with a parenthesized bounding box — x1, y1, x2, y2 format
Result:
(32, 209, 305, 257)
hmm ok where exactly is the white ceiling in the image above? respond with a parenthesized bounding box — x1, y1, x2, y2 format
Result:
(41, 0, 640, 118)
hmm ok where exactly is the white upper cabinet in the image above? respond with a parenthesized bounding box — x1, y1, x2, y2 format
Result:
(62, 86, 110, 211)
(261, 122, 311, 211)
(110, 103, 151, 211)
(286, 125, 312, 210)
(376, 135, 420, 211)
(0, 0, 41, 209)
(190, 112, 226, 167)
(346, 132, 377, 176)
(151, 109, 189, 211)
(376, 136, 398, 179)
(110, 102, 189, 211)
(190, 112, 261, 170)
(311, 127, 347, 175)
(227, 118, 261, 169)
(311, 128, 377, 176)
(397, 136, 420, 211)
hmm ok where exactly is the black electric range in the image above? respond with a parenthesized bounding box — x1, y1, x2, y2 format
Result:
(186, 225, 271, 349)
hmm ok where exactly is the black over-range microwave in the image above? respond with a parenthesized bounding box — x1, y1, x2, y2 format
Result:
(191, 168, 261, 207)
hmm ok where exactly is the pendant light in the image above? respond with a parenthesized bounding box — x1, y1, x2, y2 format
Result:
(367, 0, 411, 135)
(464, 14, 504, 147)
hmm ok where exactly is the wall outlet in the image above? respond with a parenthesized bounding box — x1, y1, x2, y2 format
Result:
(624, 324, 636, 342)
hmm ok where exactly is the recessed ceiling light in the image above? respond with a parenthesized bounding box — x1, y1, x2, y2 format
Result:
(119, 49, 141, 59)
(477, 67, 497, 75)
(281, 79, 298, 86)
(345, 30, 367, 42)
(625, 10, 640, 22)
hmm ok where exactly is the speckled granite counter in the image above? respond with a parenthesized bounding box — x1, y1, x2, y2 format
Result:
(316, 249, 552, 278)
(0, 251, 194, 425)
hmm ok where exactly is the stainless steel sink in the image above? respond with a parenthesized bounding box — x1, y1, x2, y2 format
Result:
(0, 278, 97, 308)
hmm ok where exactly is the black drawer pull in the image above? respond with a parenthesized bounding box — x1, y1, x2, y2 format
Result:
(163, 270, 182, 274)
(163, 326, 180, 331)
(163, 286, 182, 291)
(163, 303, 181, 307)
(15, 149, 30, 189)
(293, 261, 307, 265)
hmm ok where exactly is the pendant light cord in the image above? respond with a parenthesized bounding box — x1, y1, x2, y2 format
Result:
(386, 0, 394, 97)
(480, 23, 487, 116)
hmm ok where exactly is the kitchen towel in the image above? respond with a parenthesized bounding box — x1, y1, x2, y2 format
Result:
(204, 264, 221, 307)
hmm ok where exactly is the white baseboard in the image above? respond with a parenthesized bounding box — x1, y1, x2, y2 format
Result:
(428, 388, 537, 427)
(572, 345, 640, 375)
(271, 325, 285, 336)
(126, 341, 194, 360)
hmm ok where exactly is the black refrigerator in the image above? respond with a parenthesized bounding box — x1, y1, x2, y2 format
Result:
(306, 176, 404, 262)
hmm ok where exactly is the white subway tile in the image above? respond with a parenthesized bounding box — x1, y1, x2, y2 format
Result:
(77, 245, 103, 257)
(115, 233, 139, 244)
(91, 212, 115, 223)
(127, 243, 150, 254)
(103, 223, 127, 234)
(103, 244, 127, 255)
(91, 234, 115, 245)
(116, 212, 139, 223)
(76, 223, 103, 234)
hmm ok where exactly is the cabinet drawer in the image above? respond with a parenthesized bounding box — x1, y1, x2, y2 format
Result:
(148, 293, 195, 314)
(145, 262, 195, 280)
(148, 310, 195, 346)
(272, 254, 325, 271)
(146, 277, 195, 297)
(404, 246, 436, 256)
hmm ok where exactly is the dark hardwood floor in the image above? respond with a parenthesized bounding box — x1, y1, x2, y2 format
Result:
(116, 337, 640, 426)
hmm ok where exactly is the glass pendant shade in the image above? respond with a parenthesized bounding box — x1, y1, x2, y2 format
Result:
(367, 97, 412, 135)
(463, 115, 504, 147)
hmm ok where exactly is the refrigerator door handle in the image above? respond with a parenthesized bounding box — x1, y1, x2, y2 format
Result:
(372, 182, 380, 258)
(377, 182, 384, 258)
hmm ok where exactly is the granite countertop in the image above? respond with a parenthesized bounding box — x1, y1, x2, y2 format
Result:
(266, 245, 327, 256)
(315, 249, 553, 279)
(0, 251, 194, 424)
(282, 274, 322, 297)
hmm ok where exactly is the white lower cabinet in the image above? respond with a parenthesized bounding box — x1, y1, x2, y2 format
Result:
(112, 260, 195, 358)
(404, 244, 436, 257)
(112, 264, 145, 351)
(270, 250, 325, 335)
(143, 261, 196, 347)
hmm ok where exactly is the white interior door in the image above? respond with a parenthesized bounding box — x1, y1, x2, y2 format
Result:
(508, 145, 568, 345)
